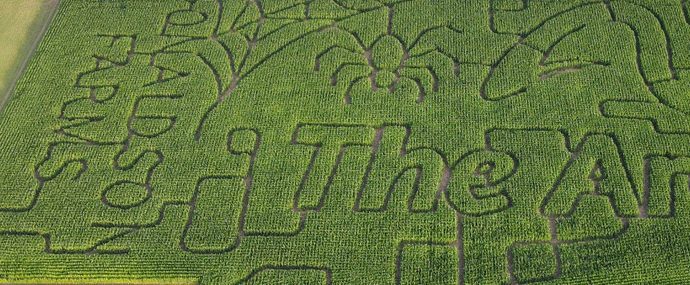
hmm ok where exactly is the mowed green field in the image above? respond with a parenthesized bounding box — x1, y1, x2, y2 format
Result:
(0, 0, 58, 109)
(2, 0, 690, 284)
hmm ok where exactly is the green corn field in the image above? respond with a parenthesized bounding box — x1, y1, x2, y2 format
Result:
(1, 0, 690, 284)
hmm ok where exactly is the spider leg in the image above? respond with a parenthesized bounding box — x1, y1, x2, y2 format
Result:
(314, 45, 362, 71)
(400, 65, 439, 92)
(330, 62, 369, 86)
(344, 76, 368, 104)
(396, 76, 425, 103)
(409, 49, 461, 77)
(408, 25, 462, 53)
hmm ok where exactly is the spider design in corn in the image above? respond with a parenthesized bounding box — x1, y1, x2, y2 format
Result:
(313, 10, 462, 104)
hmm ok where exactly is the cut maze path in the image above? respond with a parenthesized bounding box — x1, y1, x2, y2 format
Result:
(2, 1, 690, 284)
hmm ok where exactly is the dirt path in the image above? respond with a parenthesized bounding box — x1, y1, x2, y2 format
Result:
(0, 0, 60, 113)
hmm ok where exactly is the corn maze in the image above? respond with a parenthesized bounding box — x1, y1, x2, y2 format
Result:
(1, 0, 690, 284)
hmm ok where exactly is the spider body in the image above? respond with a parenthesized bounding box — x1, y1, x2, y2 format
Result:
(313, 4, 461, 104)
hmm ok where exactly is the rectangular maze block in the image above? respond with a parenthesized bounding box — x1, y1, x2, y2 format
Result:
(182, 177, 246, 253)
(397, 242, 458, 285)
